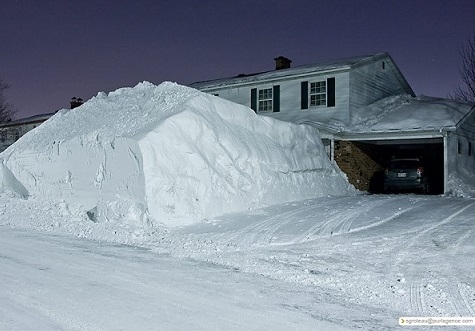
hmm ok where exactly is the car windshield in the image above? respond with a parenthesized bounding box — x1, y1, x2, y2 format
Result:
(389, 160, 420, 169)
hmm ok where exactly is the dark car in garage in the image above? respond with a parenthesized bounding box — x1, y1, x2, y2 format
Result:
(384, 158, 430, 193)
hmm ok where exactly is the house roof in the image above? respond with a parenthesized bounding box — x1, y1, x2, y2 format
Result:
(264, 94, 474, 140)
(190, 53, 412, 93)
(349, 95, 474, 134)
(0, 112, 56, 128)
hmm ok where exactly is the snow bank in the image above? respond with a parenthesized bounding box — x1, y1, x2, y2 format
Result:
(0, 163, 28, 198)
(0, 82, 355, 226)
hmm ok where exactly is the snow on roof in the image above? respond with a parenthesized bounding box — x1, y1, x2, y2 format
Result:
(265, 94, 474, 138)
(349, 94, 474, 134)
(0, 81, 355, 226)
(190, 53, 389, 90)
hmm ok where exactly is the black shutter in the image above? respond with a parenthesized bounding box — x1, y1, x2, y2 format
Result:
(301, 81, 308, 109)
(327, 77, 335, 107)
(273, 85, 280, 112)
(251, 88, 257, 112)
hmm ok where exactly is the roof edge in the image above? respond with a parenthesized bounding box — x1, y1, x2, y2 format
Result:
(189, 53, 390, 90)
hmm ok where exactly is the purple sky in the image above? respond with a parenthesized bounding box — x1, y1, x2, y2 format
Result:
(1, 0, 474, 119)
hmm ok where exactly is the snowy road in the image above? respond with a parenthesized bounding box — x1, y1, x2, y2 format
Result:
(1, 194, 475, 330)
(0, 228, 356, 331)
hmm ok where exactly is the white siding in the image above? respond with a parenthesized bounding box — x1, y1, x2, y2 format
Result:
(295, 72, 350, 124)
(203, 71, 351, 124)
(212, 87, 250, 108)
(450, 111, 475, 182)
(349, 59, 410, 122)
(0, 122, 43, 152)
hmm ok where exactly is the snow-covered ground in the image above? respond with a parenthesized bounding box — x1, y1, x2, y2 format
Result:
(1, 82, 474, 330)
(1, 193, 474, 330)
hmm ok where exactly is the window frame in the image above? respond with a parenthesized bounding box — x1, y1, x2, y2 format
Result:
(309, 80, 327, 107)
(257, 87, 273, 112)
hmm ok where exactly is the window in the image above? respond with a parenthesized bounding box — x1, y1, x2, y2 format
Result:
(310, 81, 326, 106)
(258, 88, 273, 112)
(458, 140, 462, 154)
(469, 142, 472, 156)
(251, 86, 280, 113)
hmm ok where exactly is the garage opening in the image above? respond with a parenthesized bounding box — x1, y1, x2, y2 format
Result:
(334, 138, 444, 194)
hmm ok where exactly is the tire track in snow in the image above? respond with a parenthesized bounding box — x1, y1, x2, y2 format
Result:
(394, 200, 475, 317)
(410, 284, 426, 315)
(293, 197, 381, 242)
(459, 284, 475, 316)
(448, 283, 475, 317)
(347, 205, 417, 235)
(229, 207, 308, 246)
(417, 201, 475, 236)
(0, 286, 100, 331)
(448, 227, 474, 253)
(442, 203, 475, 317)
(394, 200, 474, 253)
(225, 197, 358, 246)
(296, 208, 349, 242)
(298, 196, 413, 241)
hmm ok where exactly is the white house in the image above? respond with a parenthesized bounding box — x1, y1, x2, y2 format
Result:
(0, 98, 83, 153)
(190, 53, 475, 194)
(0, 113, 54, 152)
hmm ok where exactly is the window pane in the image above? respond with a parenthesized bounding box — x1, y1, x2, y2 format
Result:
(258, 100, 272, 111)
(309, 81, 326, 107)
(257, 88, 273, 111)
(310, 94, 326, 106)
(258, 88, 272, 100)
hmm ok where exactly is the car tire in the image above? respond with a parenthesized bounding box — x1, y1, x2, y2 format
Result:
(384, 185, 391, 194)
(422, 182, 430, 194)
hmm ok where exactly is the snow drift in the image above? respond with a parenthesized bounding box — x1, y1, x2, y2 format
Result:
(0, 82, 355, 226)
(350, 94, 473, 131)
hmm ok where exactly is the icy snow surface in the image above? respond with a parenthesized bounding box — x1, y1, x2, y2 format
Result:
(0, 81, 355, 226)
(0, 82, 474, 330)
(1, 194, 474, 330)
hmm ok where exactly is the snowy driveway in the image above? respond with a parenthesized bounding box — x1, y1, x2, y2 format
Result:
(176, 194, 475, 329)
(1, 194, 475, 330)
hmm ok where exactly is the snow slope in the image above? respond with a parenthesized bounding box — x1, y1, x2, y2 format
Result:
(0, 82, 355, 226)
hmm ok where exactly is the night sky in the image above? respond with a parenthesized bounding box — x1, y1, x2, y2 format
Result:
(1, 0, 474, 119)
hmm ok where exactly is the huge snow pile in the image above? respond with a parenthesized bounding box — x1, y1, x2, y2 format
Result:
(0, 82, 355, 226)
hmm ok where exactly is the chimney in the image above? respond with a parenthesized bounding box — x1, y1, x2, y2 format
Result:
(274, 56, 292, 70)
(70, 97, 83, 109)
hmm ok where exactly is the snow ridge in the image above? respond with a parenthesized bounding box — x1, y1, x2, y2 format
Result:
(0, 81, 355, 226)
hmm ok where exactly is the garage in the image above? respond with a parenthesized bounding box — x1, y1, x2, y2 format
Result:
(331, 136, 445, 195)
